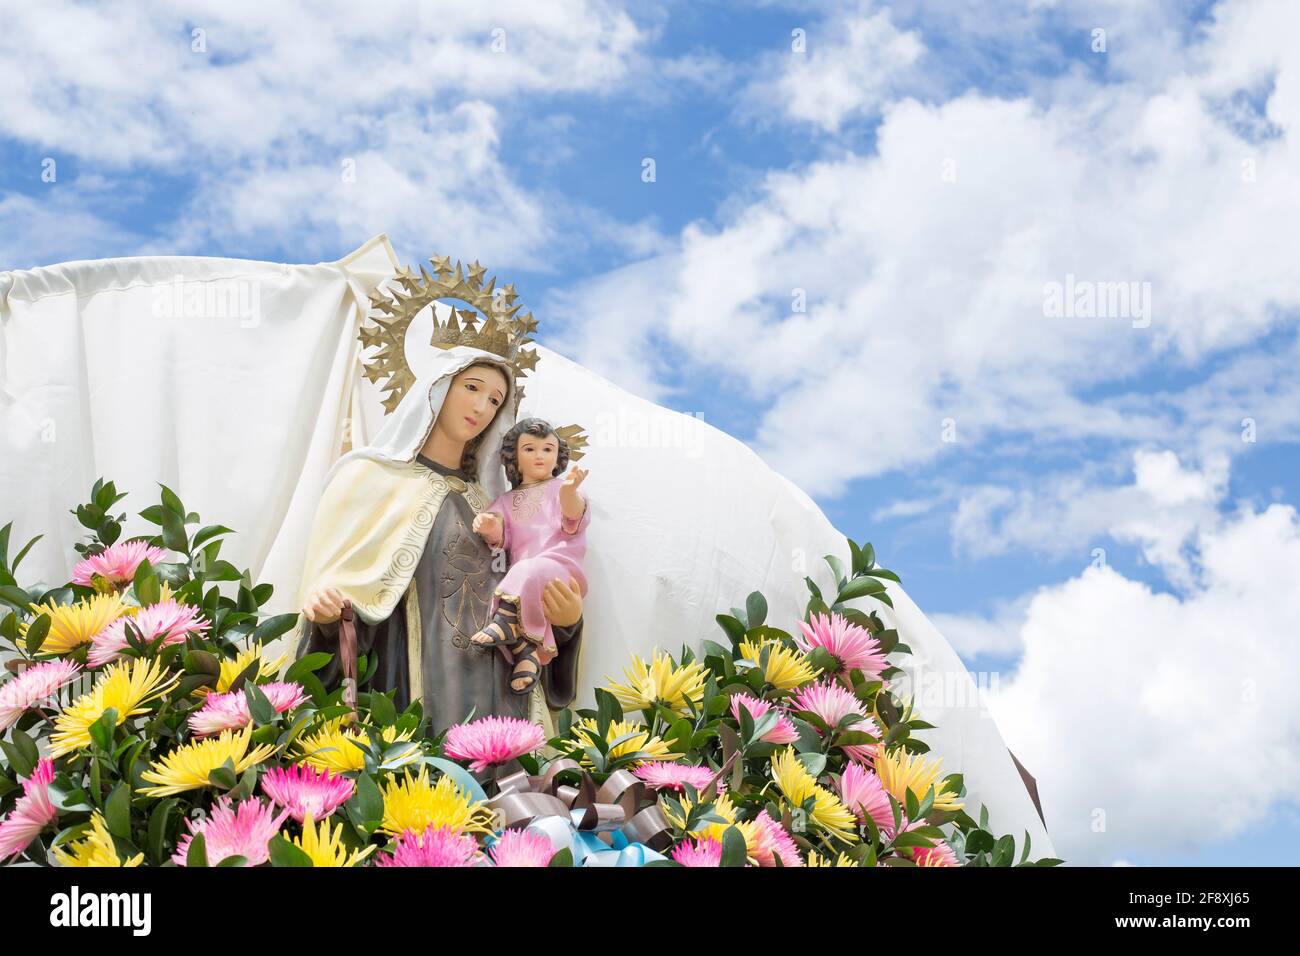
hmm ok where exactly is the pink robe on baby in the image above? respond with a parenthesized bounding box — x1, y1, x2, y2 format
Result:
(487, 476, 590, 665)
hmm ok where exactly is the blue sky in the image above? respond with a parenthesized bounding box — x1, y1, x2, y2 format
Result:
(2, 0, 1297, 866)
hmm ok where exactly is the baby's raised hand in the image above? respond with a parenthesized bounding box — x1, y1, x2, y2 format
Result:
(472, 511, 504, 547)
(560, 464, 588, 515)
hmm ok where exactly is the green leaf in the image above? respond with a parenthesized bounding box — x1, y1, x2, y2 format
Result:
(421, 756, 488, 805)
(353, 771, 384, 827)
(863, 567, 902, 583)
(714, 614, 745, 646)
(251, 613, 300, 645)
(285, 652, 332, 684)
(160, 508, 189, 553)
(208, 765, 238, 790)
(991, 834, 1015, 867)
(244, 683, 276, 725)
(147, 798, 178, 863)
(25, 613, 50, 655)
(807, 645, 838, 676)
(10, 533, 41, 573)
(547, 846, 574, 867)
(215, 854, 249, 867)
(594, 687, 622, 735)
(823, 554, 847, 587)
(719, 825, 748, 867)
(105, 782, 132, 839)
(90, 707, 119, 753)
(745, 591, 768, 628)
(192, 524, 235, 551)
(838, 576, 887, 602)
(891, 828, 938, 850)
(965, 829, 995, 855)
(133, 559, 160, 606)
(796, 751, 826, 778)
(138, 505, 166, 526)
(0, 731, 37, 778)
(368, 689, 397, 728)
(187, 831, 209, 867)
(159, 483, 186, 517)
(0, 584, 35, 611)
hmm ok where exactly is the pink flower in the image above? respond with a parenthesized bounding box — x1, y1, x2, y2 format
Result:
(375, 824, 482, 867)
(0, 758, 58, 862)
(729, 693, 800, 744)
(911, 840, 960, 867)
(172, 795, 291, 866)
(88, 599, 210, 667)
(632, 761, 718, 792)
(0, 660, 82, 731)
(671, 836, 722, 867)
(442, 715, 546, 772)
(795, 611, 887, 680)
(189, 682, 307, 736)
(71, 540, 169, 588)
(835, 762, 897, 836)
(488, 828, 557, 867)
(750, 810, 803, 867)
(260, 763, 356, 824)
(787, 679, 880, 763)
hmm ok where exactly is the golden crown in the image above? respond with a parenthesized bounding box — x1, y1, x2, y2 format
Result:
(358, 255, 539, 415)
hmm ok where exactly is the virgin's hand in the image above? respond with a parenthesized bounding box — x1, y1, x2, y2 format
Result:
(541, 575, 584, 628)
(303, 586, 345, 624)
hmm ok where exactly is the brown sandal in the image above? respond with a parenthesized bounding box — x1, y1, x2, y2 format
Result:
(507, 640, 541, 695)
(470, 599, 521, 648)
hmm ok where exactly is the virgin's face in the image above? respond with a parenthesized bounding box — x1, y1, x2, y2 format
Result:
(435, 364, 509, 443)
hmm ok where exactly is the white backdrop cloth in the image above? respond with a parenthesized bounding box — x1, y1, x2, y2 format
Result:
(0, 234, 1054, 857)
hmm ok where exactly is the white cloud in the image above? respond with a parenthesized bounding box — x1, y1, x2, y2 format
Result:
(931, 446, 1300, 864)
(0, 1, 649, 166)
(738, 2, 925, 133)
(951, 448, 1230, 589)
(0, 0, 667, 267)
(0, 179, 141, 269)
(556, 0, 1300, 499)
(984, 497, 1300, 864)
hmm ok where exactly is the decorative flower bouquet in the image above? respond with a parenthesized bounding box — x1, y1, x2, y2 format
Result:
(0, 479, 1062, 867)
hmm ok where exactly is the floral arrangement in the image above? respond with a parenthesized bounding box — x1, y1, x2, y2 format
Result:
(0, 479, 1062, 867)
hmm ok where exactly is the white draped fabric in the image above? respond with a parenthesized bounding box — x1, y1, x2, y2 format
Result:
(0, 234, 1054, 857)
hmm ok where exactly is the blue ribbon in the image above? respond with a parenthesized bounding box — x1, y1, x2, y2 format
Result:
(482, 808, 667, 867)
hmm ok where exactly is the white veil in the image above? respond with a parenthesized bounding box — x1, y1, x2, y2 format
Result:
(327, 344, 518, 500)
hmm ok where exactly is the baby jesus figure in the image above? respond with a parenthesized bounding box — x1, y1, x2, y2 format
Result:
(469, 417, 591, 694)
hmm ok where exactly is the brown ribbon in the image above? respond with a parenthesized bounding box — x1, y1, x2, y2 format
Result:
(485, 762, 674, 852)
(338, 600, 358, 722)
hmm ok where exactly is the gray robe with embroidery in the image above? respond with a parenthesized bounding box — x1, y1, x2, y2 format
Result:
(294, 453, 583, 734)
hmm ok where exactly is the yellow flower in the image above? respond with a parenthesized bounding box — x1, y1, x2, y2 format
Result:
(602, 650, 708, 716)
(293, 813, 378, 867)
(215, 641, 290, 693)
(49, 657, 181, 757)
(739, 639, 815, 691)
(770, 747, 858, 843)
(808, 848, 859, 867)
(378, 765, 495, 838)
(24, 593, 136, 655)
(662, 789, 762, 863)
(139, 725, 277, 797)
(874, 744, 964, 813)
(49, 812, 144, 868)
(570, 718, 681, 766)
(295, 717, 416, 773)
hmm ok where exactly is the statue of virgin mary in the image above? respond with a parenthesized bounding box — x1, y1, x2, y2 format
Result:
(292, 343, 584, 737)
